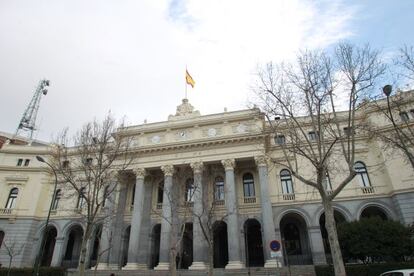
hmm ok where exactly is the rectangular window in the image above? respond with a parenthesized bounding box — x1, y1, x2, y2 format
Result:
(16, 159, 23, 166)
(308, 131, 317, 141)
(215, 184, 225, 200)
(85, 158, 93, 165)
(24, 159, 30, 166)
(62, 160, 69, 168)
(275, 135, 286, 145)
(399, 111, 409, 122)
(343, 127, 354, 136)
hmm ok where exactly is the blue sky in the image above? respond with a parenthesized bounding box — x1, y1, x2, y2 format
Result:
(0, 0, 413, 141)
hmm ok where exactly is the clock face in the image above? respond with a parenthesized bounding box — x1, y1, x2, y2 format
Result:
(179, 131, 186, 138)
(151, 135, 161, 144)
(207, 128, 217, 137)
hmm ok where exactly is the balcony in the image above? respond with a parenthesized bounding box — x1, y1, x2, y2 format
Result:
(156, 203, 163, 209)
(184, 201, 194, 207)
(361, 186, 375, 194)
(213, 200, 225, 206)
(243, 196, 256, 204)
(282, 193, 295, 200)
(0, 208, 13, 215)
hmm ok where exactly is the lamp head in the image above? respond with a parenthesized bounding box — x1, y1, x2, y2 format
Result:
(36, 156, 45, 163)
(383, 85, 393, 97)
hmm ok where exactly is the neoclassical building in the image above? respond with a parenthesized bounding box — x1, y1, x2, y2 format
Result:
(0, 95, 413, 271)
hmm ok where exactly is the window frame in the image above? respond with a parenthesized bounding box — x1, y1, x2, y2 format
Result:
(242, 173, 255, 197)
(399, 111, 409, 122)
(354, 161, 371, 187)
(24, 159, 30, 166)
(5, 188, 18, 209)
(280, 169, 294, 194)
(214, 176, 225, 201)
(308, 131, 318, 141)
(185, 178, 195, 202)
(275, 135, 286, 145)
(77, 187, 86, 209)
(157, 181, 164, 204)
(17, 158, 23, 166)
(52, 189, 62, 210)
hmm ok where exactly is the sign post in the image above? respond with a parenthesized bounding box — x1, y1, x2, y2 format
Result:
(269, 240, 282, 269)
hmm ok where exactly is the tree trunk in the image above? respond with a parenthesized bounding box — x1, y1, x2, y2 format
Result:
(170, 247, 177, 276)
(323, 199, 346, 276)
(78, 228, 91, 276)
(7, 257, 12, 276)
(208, 244, 214, 276)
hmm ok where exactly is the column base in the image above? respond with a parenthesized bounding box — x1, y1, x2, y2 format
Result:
(93, 263, 118, 270)
(188, 261, 208, 270)
(264, 258, 282, 268)
(123, 263, 147, 270)
(225, 261, 245, 269)
(154, 262, 170, 270)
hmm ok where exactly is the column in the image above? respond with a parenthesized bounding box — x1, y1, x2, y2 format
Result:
(255, 156, 279, 268)
(124, 168, 147, 270)
(96, 180, 117, 270)
(221, 159, 245, 269)
(189, 162, 208, 270)
(154, 165, 174, 270)
(50, 237, 65, 267)
(108, 182, 128, 269)
(308, 227, 327, 265)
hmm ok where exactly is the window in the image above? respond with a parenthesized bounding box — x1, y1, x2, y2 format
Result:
(0, 231, 4, 249)
(323, 172, 332, 191)
(85, 158, 93, 166)
(243, 173, 255, 197)
(102, 186, 109, 207)
(399, 111, 409, 122)
(62, 160, 70, 169)
(5, 188, 18, 209)
(77, 187, 86, 208)
(308, 131, 317, 141)
(343, 127, 354, 136)
(410, 109, 414, 118)
(185, 178, 194, 202)
(280, 169, 294, 194)
(24, 159, 30, 166)
(214, 176, 225, 200)
(16, 159, 23, 166)
(275, 135, 286, 145)
(354, 161, 371, 187)
(52, 189, 62, 210)
(157, 181, 164, 203)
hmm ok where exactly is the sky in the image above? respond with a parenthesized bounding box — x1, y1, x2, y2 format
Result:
(1, 0, 413, 142)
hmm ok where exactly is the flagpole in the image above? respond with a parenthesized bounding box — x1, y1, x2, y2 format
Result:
(185, 65, 188, 99)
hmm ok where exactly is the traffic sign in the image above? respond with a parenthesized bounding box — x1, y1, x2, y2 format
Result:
(270, 240, 281, 252)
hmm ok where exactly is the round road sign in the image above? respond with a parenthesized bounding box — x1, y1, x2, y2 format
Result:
(270, 240, 281, 252)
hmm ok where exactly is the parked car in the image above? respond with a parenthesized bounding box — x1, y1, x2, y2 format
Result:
(380, 269, 414, 276)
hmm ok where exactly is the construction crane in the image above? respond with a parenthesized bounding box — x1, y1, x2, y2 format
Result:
(15, 79, 50, 139)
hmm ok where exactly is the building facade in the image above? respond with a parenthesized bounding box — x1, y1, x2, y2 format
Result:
(0, 95, 413, 271)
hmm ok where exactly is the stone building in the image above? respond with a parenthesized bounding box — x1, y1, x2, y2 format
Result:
(0, 94, 413, 271)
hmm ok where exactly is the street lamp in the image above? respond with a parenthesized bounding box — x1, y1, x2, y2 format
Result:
(33, 155, 58, 276)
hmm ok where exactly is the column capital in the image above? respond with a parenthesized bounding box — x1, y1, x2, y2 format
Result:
(254, 155, 270, 167)
(190, 161, 204, 174)
(161, 165, 174, 176)
(133, 168, 146, 179)
(221, 159, 235, 171)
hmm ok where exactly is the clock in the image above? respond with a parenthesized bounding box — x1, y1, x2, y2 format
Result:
(179, 130, 187, 138)
(151, 135, 161, 144)
(236, 124, 247, 133)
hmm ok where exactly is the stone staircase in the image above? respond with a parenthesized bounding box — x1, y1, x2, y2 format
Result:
(68, 265, 316, 276)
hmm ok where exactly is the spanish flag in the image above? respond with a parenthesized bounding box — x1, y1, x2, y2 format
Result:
(185, 70, 195, 88)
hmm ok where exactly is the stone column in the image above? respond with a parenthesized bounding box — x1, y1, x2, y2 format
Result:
(50, 237, 65, 267)
(96, 180, 117, 270)
(221, 159, 245, 269)
(308, 227, 327, 265)
(255, 156, 279, 268)
(189, 162, 208, 270)
(154, 165, 174, 270)
(124, 168, 147, 270)
(108, 182, 128, 269)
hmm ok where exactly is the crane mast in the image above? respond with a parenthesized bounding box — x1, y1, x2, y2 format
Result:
(15, 79, 50, 139)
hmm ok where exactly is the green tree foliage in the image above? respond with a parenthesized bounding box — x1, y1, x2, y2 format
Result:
(337, 217, 414, 263)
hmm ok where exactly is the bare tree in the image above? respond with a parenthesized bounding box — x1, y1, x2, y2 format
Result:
(253, 43, 385, 276)
(1, 237, 25, 276)
(51, 113, 134, 276)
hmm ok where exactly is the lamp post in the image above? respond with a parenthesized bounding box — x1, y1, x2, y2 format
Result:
(33, 155, 58, 276)
(382, 85, 414, 169)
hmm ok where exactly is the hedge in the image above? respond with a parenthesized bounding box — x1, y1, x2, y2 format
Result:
(0, 267, 66, 276)
(315, 262, 414, 276)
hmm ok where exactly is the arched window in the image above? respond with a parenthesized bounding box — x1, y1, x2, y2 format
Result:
(5, 188, 18, 209)
(214, 176, 225, 200)
(243, 173, 255, 197)
(354, 161, 371, 187)
(0, 231, 4, 249)
(52, 189, 62, 210)
(157, 181, 164, 204)
(185, 178, 194, 202)
(77, 187, 86, 208)
(280, 170, 294, 194)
